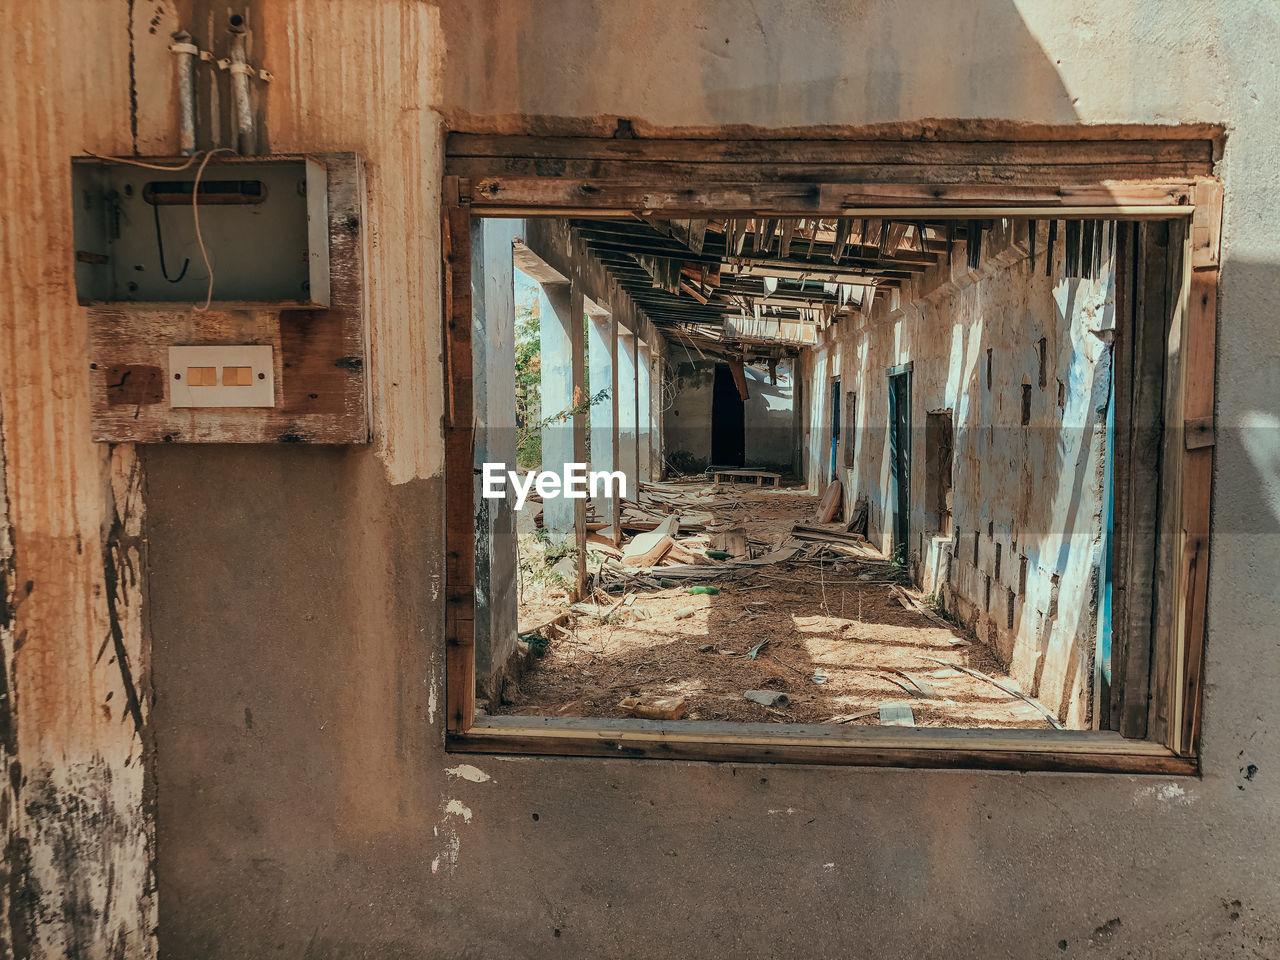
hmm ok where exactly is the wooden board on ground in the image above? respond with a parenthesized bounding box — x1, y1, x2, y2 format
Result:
(712, 468, 781, 486)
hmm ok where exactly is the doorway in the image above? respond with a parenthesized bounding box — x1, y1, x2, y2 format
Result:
(830, 378, 841, 481)
(711, 362, 746, 466)
(887, 364, 912, 560)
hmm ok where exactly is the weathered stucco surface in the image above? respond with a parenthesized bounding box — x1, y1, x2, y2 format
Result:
(3, 1, 1279, 958)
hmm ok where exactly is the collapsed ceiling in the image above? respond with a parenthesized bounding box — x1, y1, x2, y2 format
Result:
(569, 216, 970, 359)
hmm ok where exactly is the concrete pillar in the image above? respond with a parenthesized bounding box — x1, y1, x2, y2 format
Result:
(588, 311, 620, 537)
(538, 282, 576, 538)
(649, 352, 663, 479)
(637, 339, 652, 480)
(470, 218, 520, 691)
(617, 331, 638, 502)
(569, 285, 587, 596)
(537, 279, 587, 596)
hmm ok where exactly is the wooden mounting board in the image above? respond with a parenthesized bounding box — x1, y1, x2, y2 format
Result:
(89, 152, 370, 443)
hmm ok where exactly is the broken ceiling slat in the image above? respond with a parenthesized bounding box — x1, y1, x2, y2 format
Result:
(886, 220, 910, 257)
(778, 218, 795, 258)
(832, 217, 851, 264)
(966, 219, 983, 270)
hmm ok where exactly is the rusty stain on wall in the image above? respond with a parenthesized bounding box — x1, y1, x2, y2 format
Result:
(0, 2, 156, 955)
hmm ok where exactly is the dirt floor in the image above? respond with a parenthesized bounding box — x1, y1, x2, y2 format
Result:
(501, 480, 1056, 729)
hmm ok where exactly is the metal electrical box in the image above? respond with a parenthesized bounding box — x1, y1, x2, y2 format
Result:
(71, 155, 330, 308)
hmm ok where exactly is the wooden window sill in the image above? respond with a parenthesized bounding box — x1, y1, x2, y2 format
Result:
(448, 716, 1197, 775)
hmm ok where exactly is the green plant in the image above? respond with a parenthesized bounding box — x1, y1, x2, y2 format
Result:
(920, 591, 958, 625)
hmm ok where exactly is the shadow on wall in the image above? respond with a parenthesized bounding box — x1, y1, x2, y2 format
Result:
(441, 0, 1082, 129)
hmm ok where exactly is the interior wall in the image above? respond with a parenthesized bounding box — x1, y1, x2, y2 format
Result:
(665, 360, 795, 474)
(808, 221, 1115, 726)
(5, 1, 1279, 958)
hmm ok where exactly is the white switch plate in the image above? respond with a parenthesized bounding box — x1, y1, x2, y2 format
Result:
(169, 345, 275, 408)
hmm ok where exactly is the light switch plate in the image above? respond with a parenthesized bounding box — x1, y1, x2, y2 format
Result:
(168, 345, 275, 408)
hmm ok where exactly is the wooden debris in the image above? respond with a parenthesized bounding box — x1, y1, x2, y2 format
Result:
(737, 546, 800, 565)
(663, 541, 713, 565)
(711, 468, 780, 487)
(828, 708, 880, 724)
(845, 494, 868, 535)
(518, 609, 572, 637)
(622, 525, 675, 566)
(711, 526, 748, 558)
(618, 696, 687, 720)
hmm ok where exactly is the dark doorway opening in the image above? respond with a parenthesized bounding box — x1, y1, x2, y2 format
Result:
(888, 364, 912, 560)
(924, 410, 954, 539)
(711, 362, 746, 466)
(830, 378, 841, 481)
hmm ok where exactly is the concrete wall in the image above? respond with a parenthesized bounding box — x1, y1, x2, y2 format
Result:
(665, 360, 797, 474)
(803, 221, 1115, 726)
(3, 2, 1279, 958)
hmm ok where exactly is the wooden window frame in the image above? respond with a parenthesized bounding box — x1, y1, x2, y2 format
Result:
(441, 132, 1221, 774)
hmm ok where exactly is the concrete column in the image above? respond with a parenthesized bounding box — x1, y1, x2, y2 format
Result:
(649, 353, 663, 479)
(588, 311, 619, 536)
(568, 285, 587, 597)
(637, 339, 652, 480)
(470, 218, 520, 692)
(538, 282, 576, 538)
(616, 331, 638, 502)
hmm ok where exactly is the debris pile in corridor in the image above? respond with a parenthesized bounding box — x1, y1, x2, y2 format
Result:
(507, 477, 1060, 730)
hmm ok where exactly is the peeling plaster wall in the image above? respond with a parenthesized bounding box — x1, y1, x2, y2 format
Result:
(0, 4, 156, 957)
(805, 222, 1114, 725)
(5, 1, 1280, 959)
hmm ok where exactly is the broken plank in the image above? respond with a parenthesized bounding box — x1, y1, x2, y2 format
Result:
(622, 530, 674, 567)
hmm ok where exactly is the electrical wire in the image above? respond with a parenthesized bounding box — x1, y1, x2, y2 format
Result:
(189, 148, 234, 310)
(152, 200, 190, 283)
(80, 148, 234, 310)
(81, 151, 201, 171)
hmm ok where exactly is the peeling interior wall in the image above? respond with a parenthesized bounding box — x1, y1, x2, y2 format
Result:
(3, 1, 1279, 959)
(804, 221, 1114, 725)
(664, 359, 796, 474)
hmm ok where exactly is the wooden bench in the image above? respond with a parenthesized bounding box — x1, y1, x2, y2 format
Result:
(712, 469, 781, 487)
